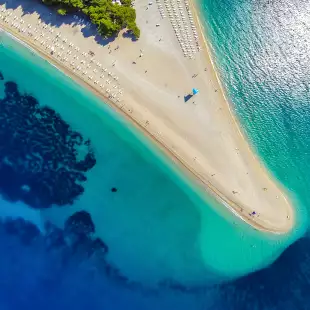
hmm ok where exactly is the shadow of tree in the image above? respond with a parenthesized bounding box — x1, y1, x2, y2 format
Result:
(122, 30, 138, 42)
(0, 0, 127, 47)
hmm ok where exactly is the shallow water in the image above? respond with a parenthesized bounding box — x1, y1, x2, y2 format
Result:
(197, 0, 310, 308)
(0, 0, 310, 307)
(0, 29, 293, 285)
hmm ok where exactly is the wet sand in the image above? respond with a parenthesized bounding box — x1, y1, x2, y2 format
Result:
(0, 0, 295, 233)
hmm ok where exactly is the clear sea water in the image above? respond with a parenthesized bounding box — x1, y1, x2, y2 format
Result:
(1, 0, 310, 308)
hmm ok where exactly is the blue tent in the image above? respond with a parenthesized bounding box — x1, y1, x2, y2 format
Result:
(192, 88, 199, 95)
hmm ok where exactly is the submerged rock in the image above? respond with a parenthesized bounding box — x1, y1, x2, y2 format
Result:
(0, 79, 97, 209)
(44, 221, 66, 250)
(92, 237, 109, 254)
(64, 210, 95, 236)
(3, 217, 40, 244)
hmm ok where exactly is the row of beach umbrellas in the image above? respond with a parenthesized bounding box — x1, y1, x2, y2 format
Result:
(159, 0, 201, 58)
(0, 7, 123, 103)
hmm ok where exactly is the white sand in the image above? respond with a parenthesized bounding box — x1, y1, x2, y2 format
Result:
(0, 0, 295, 234)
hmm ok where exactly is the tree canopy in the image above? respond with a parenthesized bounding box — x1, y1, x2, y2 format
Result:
(41, 0, 140, 39)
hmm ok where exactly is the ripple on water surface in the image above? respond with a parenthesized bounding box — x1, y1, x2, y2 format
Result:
(196, 0, 310, 307)
(0, 26, 301, 286)
(0, 13, 306, 308)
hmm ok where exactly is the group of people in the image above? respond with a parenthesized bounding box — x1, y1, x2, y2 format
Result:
(0, 7, 124, 103)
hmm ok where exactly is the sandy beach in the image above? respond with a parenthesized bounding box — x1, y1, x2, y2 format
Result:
(0, 0, 295, 234)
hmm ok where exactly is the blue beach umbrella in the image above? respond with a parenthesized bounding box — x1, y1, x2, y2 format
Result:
(192, 88, 199, 95)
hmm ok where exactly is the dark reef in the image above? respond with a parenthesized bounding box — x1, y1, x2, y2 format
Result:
(0, 81, 96, 209)
(3, 217, 40, 245)
(2, 210, 108, 255)
(64, 210, 96, 236)
(1, 211, 111, 277)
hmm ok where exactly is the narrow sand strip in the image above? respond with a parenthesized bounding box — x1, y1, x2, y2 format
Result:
(0, 0, 295, 233)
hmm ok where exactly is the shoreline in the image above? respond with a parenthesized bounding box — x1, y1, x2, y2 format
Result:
(0, 2, 295, 234)
(188, 1, 297, 228)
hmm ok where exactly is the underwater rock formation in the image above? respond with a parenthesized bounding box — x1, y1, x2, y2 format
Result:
(0, 81, 96, 209)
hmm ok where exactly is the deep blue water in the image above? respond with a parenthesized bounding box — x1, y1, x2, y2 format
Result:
(2, 215, 310, 310)
(1, 0, 310, 309)
(198, 0, 310, 308)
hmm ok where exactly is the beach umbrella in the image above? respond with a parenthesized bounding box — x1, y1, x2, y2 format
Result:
(192, 88, 199, 95)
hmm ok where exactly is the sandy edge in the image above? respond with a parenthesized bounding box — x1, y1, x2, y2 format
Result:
(0, 14, 294, 234)
(188, 0, 295, 230)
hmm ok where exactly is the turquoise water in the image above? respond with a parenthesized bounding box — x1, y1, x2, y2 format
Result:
(198, 0, 310, 308)
(198, 0, 310, 224)
(1, 0, 310, 308)
(0, 29, 294, 285)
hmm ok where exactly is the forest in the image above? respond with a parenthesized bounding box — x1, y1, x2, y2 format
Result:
(41, 0, 140, 39)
